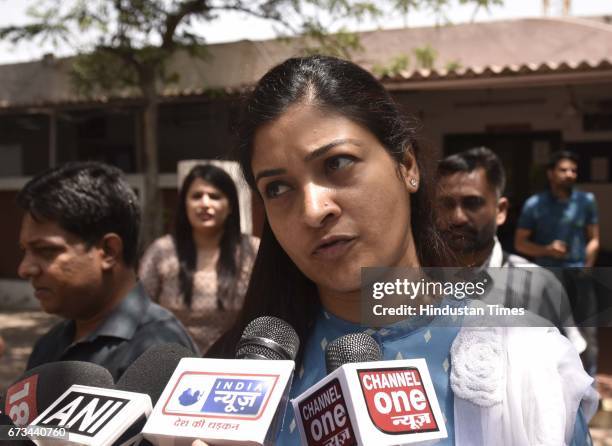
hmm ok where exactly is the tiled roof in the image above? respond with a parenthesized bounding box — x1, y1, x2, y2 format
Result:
(1, 17, 611, 108)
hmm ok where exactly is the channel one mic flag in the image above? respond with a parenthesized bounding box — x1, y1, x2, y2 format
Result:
(292, 358, 447, 445)
(142, 358, 294, 446)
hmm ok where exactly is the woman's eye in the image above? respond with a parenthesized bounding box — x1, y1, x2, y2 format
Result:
(326, 155, 355, 171)
(265, 182, 291, 199)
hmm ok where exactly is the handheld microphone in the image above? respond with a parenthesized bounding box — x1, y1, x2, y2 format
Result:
(2, 361, 114, 426)
(293, 333, 448, 445)
(113, 343, 197, 446)
(325, 333, 383, 373)
(26, 344, 194, 446)
(142, 316, 298, 446)
(236, 316, 300, 360)
(116, 343, 197, 405)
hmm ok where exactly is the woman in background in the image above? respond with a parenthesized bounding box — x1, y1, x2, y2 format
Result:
(207, 55, 596, 445)
(140, 164, 259, 352)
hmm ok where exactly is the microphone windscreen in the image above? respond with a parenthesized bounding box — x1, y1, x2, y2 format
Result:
(235, 316, 300, 361)
(3, 361, 114, 425)
(325, 332, 383, 374)
(115, 343, 196, 405)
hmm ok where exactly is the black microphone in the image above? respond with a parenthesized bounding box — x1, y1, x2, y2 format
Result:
(325, 332, 383, 373)
(2, 361, 114, 426)
(236, 315, 300, 360)
(112, 343, 197, 446)
(116, 343, 197, 405)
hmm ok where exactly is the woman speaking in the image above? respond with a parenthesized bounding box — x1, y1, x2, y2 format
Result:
(207, 55, 596, 445)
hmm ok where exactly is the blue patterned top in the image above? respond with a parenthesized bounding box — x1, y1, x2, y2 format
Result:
(275, 300, 591, 445)
(276, 304, 461, 445)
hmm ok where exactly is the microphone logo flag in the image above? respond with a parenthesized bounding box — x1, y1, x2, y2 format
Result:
(29, 385, 152, 446)
(143, 358, 295, 445)
(36, 391, 129, 437)
(357, 367, 438, 435)
(297, 378, 356, 446)
(5, 375, 39, 425)
(163, 372, 279, 420)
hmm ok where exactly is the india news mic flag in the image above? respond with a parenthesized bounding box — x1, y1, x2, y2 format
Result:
(142, 316, 299, 446)
(292, 359, 447, 445)
(141, 358, 294, 446)
(26, 385, 152, 446)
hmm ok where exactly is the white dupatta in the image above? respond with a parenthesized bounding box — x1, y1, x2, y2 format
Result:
(451, 326, 598, 446)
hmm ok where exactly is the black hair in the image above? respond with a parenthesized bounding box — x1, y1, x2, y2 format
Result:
(438, 147, 506, 195)
(547, 150, 579, 170)
(207, 55, 451, 361)
(174, 164, 246, 309)
(16, 161, 140, 267)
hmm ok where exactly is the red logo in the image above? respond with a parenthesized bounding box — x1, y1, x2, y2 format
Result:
(357, 367, 438, 435)
(5, 375, 38, 426)
(297, 378, 356, 446)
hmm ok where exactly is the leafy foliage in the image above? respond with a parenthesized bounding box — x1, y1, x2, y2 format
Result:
(372, 54, 410, 77)
(413, 44, 437, 69)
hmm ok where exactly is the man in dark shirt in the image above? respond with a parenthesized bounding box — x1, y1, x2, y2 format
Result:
(17, 162, 199, 380)
(515, 150, 599, 376)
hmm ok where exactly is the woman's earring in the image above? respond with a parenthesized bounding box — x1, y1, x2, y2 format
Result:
(410, 178, 418, 188)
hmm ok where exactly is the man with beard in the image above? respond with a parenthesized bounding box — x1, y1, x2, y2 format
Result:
(515, 151, 599, 269)
(436, 147, 508, 268)
(436, 147, 586, 353)
(515, 150, 599, 375)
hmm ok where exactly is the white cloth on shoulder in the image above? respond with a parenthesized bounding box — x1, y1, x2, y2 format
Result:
(451, 326, 598, 446)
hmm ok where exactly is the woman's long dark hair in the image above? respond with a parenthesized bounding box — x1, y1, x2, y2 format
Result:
(207, 55, 451, 361)
(174, 164, 243, 309)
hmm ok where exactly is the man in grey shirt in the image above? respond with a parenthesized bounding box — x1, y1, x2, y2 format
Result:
(18, 162, 199, 380)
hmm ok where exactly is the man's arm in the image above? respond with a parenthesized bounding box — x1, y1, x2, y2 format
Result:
(514, 228, 567, 259)
(584, 224, 599, 268)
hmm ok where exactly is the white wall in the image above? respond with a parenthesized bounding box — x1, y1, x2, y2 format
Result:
(397, 81, 612, 150)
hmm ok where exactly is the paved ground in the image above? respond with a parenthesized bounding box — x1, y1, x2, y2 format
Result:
(1, 310, 612, 443)
(0, 310, 59, 388)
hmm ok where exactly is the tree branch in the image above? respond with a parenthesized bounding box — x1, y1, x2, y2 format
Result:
(162, 0, 212, 50)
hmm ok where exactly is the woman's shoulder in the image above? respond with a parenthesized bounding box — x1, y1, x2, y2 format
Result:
(240, 233, 261, 253)
(451, 325, 597, 444)
(147, 234, 177, 253)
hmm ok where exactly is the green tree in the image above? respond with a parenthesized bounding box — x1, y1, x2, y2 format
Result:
(0, 0, 502, 246)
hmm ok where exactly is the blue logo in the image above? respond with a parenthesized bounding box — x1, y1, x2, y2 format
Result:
(178, 388, 203, 406)
(202, 378, 269, 416)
